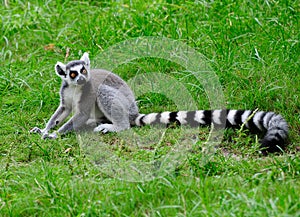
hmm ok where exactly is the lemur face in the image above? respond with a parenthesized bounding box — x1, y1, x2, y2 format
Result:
(55, 52, 91, 86)
(66, 62, 90, 85)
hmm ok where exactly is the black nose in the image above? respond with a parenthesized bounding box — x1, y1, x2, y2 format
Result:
(77, 76, 86, 85)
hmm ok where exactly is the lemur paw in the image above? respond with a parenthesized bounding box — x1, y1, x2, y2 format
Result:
(30, 127, 44, 134)
(42, 132, 58, 140)
(48, 133, 58, 139)
(94, 124, 128, 133)
(93, 124, 114, 133)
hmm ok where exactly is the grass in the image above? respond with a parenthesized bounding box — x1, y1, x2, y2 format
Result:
(0, 0, 300, 216)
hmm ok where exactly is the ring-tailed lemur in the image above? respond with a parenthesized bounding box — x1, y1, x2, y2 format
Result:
(30, 52, 289, 154)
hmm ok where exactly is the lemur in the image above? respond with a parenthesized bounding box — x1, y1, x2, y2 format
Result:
(30, 52, 289, 154)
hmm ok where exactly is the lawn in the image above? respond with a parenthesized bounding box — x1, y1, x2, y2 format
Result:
(0, 0, 299, 216)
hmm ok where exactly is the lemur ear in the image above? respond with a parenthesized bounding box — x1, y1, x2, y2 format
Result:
(55, 62, 67, 78)
(80, 52, 90, 68)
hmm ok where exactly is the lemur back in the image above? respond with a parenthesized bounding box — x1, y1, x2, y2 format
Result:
(31, 52, 289, 154)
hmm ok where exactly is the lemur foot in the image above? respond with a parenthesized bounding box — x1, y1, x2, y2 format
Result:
(94, 124, 110, 133)
(41, 132, 58, 139)
(94, 124, 118, 133)
(94, 124, 129, 133)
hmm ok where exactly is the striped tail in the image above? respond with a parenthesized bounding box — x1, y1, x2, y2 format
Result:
(134, 109, 289, 154)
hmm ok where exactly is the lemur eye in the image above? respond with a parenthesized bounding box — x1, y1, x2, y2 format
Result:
(70, 72, 77, 79)
(82, 69, 87, 74)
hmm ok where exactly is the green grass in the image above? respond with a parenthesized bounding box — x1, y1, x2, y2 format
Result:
(1, 0, 300, 216)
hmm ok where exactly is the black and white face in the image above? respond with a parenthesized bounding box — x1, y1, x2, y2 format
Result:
(55, 52, 91, 86)
(66, 62, 90, 85)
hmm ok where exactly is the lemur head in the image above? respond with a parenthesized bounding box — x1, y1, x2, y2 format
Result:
(55, 52, 91, 86)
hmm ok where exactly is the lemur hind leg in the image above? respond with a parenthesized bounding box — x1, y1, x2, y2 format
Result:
(94, 85, 137, 133)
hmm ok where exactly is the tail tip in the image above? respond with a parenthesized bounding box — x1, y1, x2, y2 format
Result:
(260, 136, 286, 155)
